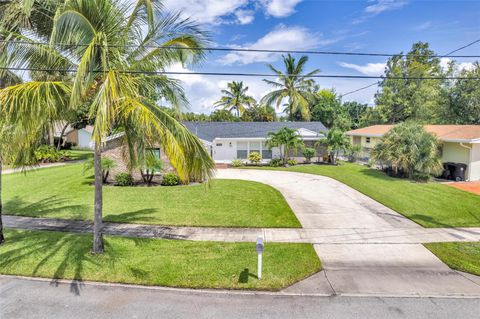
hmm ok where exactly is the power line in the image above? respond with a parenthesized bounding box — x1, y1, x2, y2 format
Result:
(2, 66, 479, 80)
(444, 39, 480, 57)
(339, 39, 480, 97)
(1, 39, 480, 58)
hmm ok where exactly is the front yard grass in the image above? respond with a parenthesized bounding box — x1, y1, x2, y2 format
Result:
(0, 229, 321, 290)
(3, 164, 300, 228)
(425, 242, 480, 276)
(251, 162, 480, 228)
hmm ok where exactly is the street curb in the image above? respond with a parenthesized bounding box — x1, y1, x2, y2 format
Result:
(2, 274, 480, 299)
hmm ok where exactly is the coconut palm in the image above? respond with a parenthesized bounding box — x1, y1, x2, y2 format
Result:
(214, 81, 255, 117)
(261, 54, 319, 121)
(0, 0, 215, 253)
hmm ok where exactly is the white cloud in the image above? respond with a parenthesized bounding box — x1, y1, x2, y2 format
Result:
(412, 21, 432, 31)
(234, 9, 255, 24)
(167, 64, 273, 113)
(440, 58, 475, 72)
(260, 0, 302, 18)
(219, 25, 333, 65)
(162, 0, 249, 25)
(364, 0, 408, 15)
(338, 62, 386, 76)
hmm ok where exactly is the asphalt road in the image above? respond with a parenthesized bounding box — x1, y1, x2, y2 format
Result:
(1, 276, 479, 319)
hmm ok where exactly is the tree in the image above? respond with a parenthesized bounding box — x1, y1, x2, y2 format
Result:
(209, 109, 238, 122)
(302, 147, 316, 163)
(371, 122, 443, 179)
(323, 128, 350, 165)
(342, 101, 369, 129)
(214, 81, 255, 117)
(441, 62, 480, 124)
(261, 54, 319, 121)
(374, 42, 445, 124)
(241, 104, 277, 122)
(266, 127, 304, 165)
(311, 89, 343, 128)
(0, 0, 215, 253)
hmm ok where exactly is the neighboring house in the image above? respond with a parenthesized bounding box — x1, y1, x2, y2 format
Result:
(183, 122, 328, 163)
(102, 121, 327, 181)
(347, 125, 480, 181)
(55, 124, 94, 149)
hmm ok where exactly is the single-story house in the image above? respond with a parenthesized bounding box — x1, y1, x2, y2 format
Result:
(346, 125, 480, 181)
(54, 124, 95, 149)
(182, 121, 328, 163)
(101, 121, 327, 181)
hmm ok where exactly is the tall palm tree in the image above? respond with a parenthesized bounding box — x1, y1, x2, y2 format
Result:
(261, 54, 319, 121)
(214, 81, 255, 117)
(0, 0, 215, 253)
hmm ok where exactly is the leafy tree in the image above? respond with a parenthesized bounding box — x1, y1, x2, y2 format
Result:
(342, 101, 369, 129)
(0, 0, 215, 253)
(214, 81, 255, 117)
(266, 127, 304, 165)
(302, 147, 316, 163)
(311, 89, 343, 128)
(371, 122, 443, 179)
(209, 109, 238, 122)
(241, 104, 277, 122)
(374, 42, 445, 124)
(262, 54, 319, 121)
(441, 62, 480, 124)
(323, 128, 350, 165)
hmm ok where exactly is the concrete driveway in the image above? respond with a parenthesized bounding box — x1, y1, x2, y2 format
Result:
(216, 169, 480, 296)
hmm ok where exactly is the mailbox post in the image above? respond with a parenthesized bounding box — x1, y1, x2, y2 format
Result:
(256, 236, 264, 280)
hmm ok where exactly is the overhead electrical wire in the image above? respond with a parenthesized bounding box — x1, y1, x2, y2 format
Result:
(1, 66, 478, 80)
(1, 39, 480, 58)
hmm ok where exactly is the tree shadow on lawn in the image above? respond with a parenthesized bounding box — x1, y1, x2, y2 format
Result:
(4, 196, 88, 220)
(0, 230, 111, 296)
(103, 208, 159, 224)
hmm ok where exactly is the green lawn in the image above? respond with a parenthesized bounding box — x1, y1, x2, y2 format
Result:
(65, 149, 93, 161)
(3, 164, 300, 228)
(0, 229, 321, 290)
(249, 163, 480, 228)
(425, 242, 480, 276)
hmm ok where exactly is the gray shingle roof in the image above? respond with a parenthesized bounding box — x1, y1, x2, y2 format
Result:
(183, 121, 327, 142)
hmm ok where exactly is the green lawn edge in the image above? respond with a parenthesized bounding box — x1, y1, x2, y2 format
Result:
(4, 164, 300, 228)
(0, 229, 321, 291)
(425, 242, 480, 276)
(246, 163, 480, 228)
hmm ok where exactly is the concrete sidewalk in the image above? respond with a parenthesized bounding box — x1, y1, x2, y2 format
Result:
(4, 215, 480, 244)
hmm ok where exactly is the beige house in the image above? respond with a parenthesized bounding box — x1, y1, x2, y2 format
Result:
(346, 125, 480, 181)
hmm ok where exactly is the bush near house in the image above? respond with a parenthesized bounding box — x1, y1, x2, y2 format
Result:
(231, 159, 245, 167)
(287, 159, 297, 166)
(302, 148, 316, 163)
(161, 173, 181, 186)
(371, 122, 443, 181)
(34, 145, 67, 163)
(248, 151, 262, 165)
(268, 158, 282, 167)
(115, 173, 134, 187)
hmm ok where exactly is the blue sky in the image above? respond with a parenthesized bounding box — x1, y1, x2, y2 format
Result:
(163, 0, 480, 114)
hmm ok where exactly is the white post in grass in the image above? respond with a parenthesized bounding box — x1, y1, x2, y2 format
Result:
(256, 236, 264, 280)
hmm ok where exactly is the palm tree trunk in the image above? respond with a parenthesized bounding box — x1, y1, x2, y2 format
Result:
(0, 159, 4, 245)
(289, 104, 293, 122)
(92, 145, 104, 254)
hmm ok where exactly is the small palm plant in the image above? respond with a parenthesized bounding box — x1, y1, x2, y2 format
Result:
(266, 127, 304, 165)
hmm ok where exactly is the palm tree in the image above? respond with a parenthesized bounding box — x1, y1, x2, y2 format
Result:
(266, 127, 304, 165)
(323, 128, 350, 165)
(0, 0, 215, 253)
(214, 81, 255, 117)
(261, 54, 319, 121)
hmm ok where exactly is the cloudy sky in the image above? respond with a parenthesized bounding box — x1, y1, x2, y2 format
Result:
(160, 0, 480, 114)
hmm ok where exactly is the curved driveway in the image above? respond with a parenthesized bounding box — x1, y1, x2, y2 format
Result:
(217, 169, 480, 297)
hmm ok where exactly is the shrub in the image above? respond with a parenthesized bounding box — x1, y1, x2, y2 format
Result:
(268, 158, 282, 167)
(34, 145, 67, 163)
(115, 173, 134, 186)
(248, 151, 262, 165)
(413, 172, 431, 182)
(302, 148, 316, 163)
(231, 159, 244, 167)
(287, 159, 297, 166)
(161, 173, 181, 186)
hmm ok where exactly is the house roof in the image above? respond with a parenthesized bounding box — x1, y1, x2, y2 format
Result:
(347, 125, 480, 143)
(182, 121, 327, 142)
